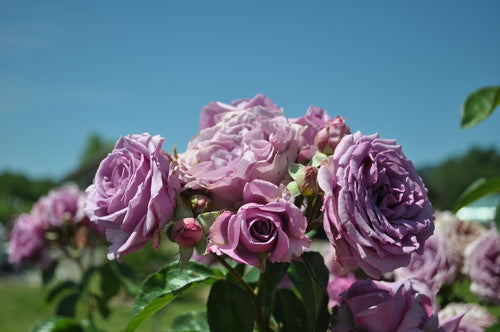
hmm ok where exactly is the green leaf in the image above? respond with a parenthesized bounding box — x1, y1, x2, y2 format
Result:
(286, 181, 300, 197)
(175, 194, 194, 219)
(453, 177, 500, 212)
(56, 292, 80, 317)
(196, 211, 221, 232)
(207, 280, 255, 332)
(126, 261, 221, 332)
(461, 86, 500, 129)
(95, 294, 110, 319)
(42, 261, 58, 286)
(288, 253, 330, 332)
(310, 151, 327, 168)
(195, 236, 208, 255)
(46, 280, 79, 303)
(179, 246, 194, 270)
(257, 262, 290, 325)
(99, 263, 120, 300)
(243, 266, 260, 284)
(273, 288, 308, 332)
(301, 252, 329, 289)
(167, 310, 209, 332)
(288, 163, 305, 180)
(30, 317, 83, 332)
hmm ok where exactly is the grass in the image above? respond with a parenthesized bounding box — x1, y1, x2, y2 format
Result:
(0, 278, 208, 332)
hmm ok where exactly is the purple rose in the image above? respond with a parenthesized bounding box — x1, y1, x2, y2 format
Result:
(439, 303, 497, 332)
(395, 230, 457, 288)
(179, 97, 300, 209)
(207, 180, 310, 268)
(8, 213, 48, 266)
(85, 133, 180, 261)
(318, 131, 435, 278)
(32, 184, 86, 228)
(327, 273, 357, 308)
(199, 93, 280, 130)
(463, 227, 500, 304)
(333, 279, 456, 332)
(169, 217, 203, 248)
(290, 106, 331, 163)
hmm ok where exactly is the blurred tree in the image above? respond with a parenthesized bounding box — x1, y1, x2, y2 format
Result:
(418, 146, 500, 211)
(0, 172, 56, 224)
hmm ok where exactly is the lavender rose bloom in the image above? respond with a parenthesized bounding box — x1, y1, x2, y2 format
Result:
(333, 279, 458, 332)
(318, 131, 434, 278)
(395, 230, 457, 288)
(463, 227, 500, 304)
(8, 213, 48, 266)
(207, 180, 310, 268)
(327, 273, 357, 308)
(179, 97, 300, 209)
(439, 303, 497, 332)
(32, 185, 86, 228)
(85, 133, 180, 260)
(290, 106, 331, 162)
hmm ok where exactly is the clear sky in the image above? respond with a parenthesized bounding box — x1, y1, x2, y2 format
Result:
(1, 1, 499, 179)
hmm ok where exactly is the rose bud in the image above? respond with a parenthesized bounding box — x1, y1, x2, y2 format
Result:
(314, 116, 350, 155)
(190, 194, 212, 215)
(169, 218, 203, 248)
(295, 166, 319, 196)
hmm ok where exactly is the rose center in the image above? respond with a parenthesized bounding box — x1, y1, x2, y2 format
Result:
(250, 219, 276, 242)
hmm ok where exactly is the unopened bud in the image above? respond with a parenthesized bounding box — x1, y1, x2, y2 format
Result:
(296, 166, 319, 196)
(314, 116, 350, 155)
(190, 194, 211, 215)
(169, 218, 203, 248)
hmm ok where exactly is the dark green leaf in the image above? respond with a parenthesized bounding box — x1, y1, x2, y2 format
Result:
(461, 86, 500, 129)
(453, 177, 500, 212)
(288, 163, 305, 180)
(46, 280, 79, 303)
(166, 310, 209, 332)
(302, 252, 329, 289)
(99, 263, 120, 300)
(56, 292, 79, 317)
(126, 261, 221, 332)
(79, 319, 105, 332)
(207, 280, 254, 332)
(42, 261, 58, 286)
(273, 288, 308, 332)
(95, 294, 110, 319)
(288, 257, 330, 332)
(79, 267, 98, 298)
(196, 211, 221, 232)
(30, 316, 82, 332)
(257, 262, 290, 324)
(176, 194, 194, 219)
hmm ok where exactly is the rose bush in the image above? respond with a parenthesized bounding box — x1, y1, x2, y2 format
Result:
(318, 131, 435, 278)
(85, 133, 179, 260)
(8, 213, 48, 266)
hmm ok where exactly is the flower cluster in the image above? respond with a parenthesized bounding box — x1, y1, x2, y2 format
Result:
(8, 184, 101, 267)
(14, 94, 498, 331)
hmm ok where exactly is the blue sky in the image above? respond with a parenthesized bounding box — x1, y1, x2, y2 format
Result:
(1, 1, 499, 179)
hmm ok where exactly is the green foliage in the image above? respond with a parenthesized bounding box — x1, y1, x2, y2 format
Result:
(0, 171, 56, 223)
(207, 280, 255, 332)
(257, 262, 290, 326)
(454, 177, 500, 212)
(166, 310, 209, 332)
(30, 317, 83, 332)
(461, 86, 500, 129)
(418, 147, 500, 210)
(287, 252, 330, 332)
(126, 261, 222, 332)
(273, 288, 308, 332)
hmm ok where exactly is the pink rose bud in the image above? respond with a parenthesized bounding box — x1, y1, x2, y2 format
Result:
(169, 218, 203, 248)
(296, 166, 319, 196)
(314, 116, 350, 155)
(190, 194, 212, 215)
